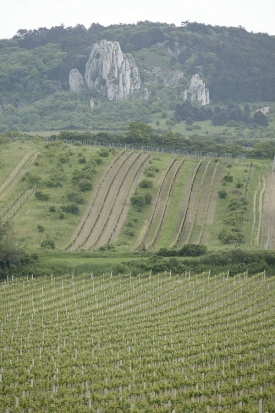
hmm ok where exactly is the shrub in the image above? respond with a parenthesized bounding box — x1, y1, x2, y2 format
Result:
(78, 157, 86, 164)
(98, 149, 109, 157)
(37, 225, 44, 233)
(218, 189, 227, 199)
(223, 174, 233, 182)
(45, 179, 62, 188)
(41, 238, 55, 249)
(179, 244, 207, 256)
(49, 205, 56, 212)
(35, 191, 50, 201)
(144, 193, 152, 204)
(131, 194, 145, 210)
(139, 179, 153, 188)
(67, 192, 84, 204)
(78, 180, 92, 192)
(62, 203, 79, 214)
(124, 229, 135, 237)
(58, 211, 65, 219)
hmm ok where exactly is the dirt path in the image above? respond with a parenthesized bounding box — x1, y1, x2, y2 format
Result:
(256, 176, 266, 247)
(0, 186, 36, 221)
(82, 152, 143, 250)
(176, 161, 207, 247)
(136, 158, 179, 249)
(151, 158, 185, 249)
(262, 160, 275, 249)
(251, 176, 260, 247)
(108, 154, 151, 245)
(201, 164, 224, 244)
(189, 162, 215, 244)
(0, 150, 38, 200)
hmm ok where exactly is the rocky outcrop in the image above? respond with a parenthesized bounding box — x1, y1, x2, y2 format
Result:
(84, 40, 141, 100)
(183, 74, 210, 105)
(69, 69, 85, 94)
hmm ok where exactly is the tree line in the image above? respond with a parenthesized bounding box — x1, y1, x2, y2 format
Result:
(174, 101, 269, 127)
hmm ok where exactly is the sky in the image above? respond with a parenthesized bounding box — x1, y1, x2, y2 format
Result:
(0, 0, 274, 39)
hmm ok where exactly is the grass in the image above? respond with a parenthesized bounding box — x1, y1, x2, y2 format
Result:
(0, 138, 274, 256)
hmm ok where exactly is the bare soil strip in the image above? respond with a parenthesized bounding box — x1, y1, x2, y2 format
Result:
(170, 160, 202, 248)
(250, 176, 261, 247)
(107, 154, 151, 245)
(150, 158, 185, 249)
(136, 159, 178, 249)
(201, 164, 224, 244)
(262, 160, 275, 249)
(0, 186, 36, 221)
(176, 162, 207, 247)
(189, 162, 217, 244)
(66, 150, 129, 250)
(82, 152, 149, 250)
(0, 150, 38, 200)
(256, 176, 266, 246)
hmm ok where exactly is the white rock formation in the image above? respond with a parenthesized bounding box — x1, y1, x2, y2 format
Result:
(183, 74, 210, 105)
(84, 40, 141, 100)
(69, 69, 85, 94)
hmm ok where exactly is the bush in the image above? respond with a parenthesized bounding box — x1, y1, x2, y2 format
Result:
(35, 191, 50, 201)
(179, 244, 207, 256)
(62, 203, 79, 214)
(223, 174, 233, 182)
(37, 225, 44, 233)
(49, 205, 56, 212)
(78, 156, 86, 164)
(67, 192, 84, 204)
(41, 238, 55, 249)
(218, 189, 227, 198)
(45, 179, 62, 188)
(131, 194, 145, 210)
(139, 179, 153, 188)
(144, 193, 152, 204)
(78, 180, 92, 191)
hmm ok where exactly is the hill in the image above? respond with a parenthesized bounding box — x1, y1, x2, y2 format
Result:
(0, 21, 275, 131)
(0, 137, 274, 258)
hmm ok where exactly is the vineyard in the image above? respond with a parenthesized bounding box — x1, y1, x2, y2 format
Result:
(0, 271, 274, 412)
(0, 139, 274, 252)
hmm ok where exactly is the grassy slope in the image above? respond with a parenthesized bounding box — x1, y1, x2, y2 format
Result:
(0, 139, 273, 255)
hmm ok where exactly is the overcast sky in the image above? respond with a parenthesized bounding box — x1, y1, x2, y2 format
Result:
(1, 0, 274, 39)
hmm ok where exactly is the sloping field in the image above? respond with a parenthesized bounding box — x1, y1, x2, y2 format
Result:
(176, 161, 208, 247)
(0, 140, 274, 251)
(136, 158, 184, 249)
(67, 151, 151, 251)
(0, 272, 274, 411)
(0, 150, 38, 201)
(262, 159, 275, 249)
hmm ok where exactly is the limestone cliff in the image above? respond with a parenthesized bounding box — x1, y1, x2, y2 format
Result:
(69, 69, 85, 94)
(183, 74, 210, 105)
(84, 40, 141, 100)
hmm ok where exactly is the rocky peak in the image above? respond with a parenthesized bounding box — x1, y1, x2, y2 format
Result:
(69, 69, 85, 94)
(183, 74, 210, 105)
(84, 40, 141, 100)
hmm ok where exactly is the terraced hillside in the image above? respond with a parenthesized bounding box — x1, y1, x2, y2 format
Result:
(0, 140, 274, 252)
